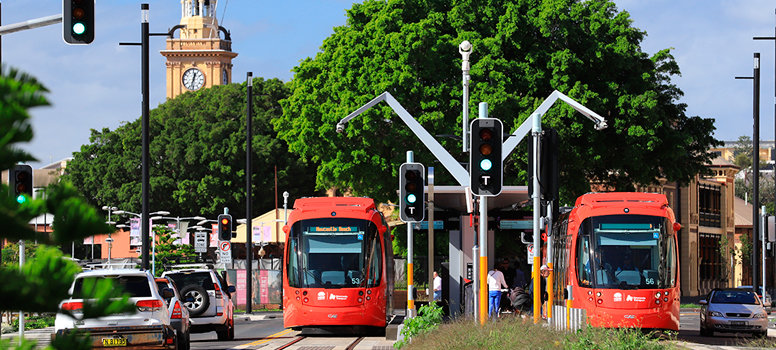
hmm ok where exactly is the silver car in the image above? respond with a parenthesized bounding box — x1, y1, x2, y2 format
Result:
(699, 288, 769, 338)
(738, 285, 772, 314)
(156, 277, 191, 350)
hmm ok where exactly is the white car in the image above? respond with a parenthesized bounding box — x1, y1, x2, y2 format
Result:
(54, 269, 178, 349)
(162, 266, 235, 340)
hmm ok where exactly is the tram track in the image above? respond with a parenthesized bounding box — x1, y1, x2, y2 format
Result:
(274, 335, 366, 350)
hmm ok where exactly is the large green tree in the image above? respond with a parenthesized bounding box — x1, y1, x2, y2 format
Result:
(64, 78, 319, 219)
(275, 0, 720, 204)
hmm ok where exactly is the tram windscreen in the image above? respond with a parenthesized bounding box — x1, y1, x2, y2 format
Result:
(577, 215, 677, 289)
(287, 218, 381, 289)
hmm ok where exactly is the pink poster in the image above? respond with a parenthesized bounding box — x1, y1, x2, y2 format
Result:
(260, 270, 269, 304)
(210, 223, 218, 247)
(129, 218, 141, 246)
(236, 270, 246, 307)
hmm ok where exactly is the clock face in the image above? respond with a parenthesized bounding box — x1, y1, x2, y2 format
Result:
(222, 70, 228, 85)
(182, 68, 205, 91)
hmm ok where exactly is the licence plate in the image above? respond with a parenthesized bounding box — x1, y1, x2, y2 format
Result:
(730, 321, 747, 326)
(102, 337, 127, 346)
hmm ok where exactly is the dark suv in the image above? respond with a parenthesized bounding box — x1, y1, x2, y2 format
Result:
(162, 266, 235, 340)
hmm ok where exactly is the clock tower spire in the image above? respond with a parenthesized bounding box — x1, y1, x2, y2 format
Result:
(160, 0, 237, 99)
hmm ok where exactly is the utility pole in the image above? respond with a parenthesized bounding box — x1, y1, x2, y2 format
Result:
(736, 53, 760, 289)
(246, 72, 253, 314)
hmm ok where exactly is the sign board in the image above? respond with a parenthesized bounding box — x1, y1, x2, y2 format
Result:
(769, 216, 775, 242)
(218, 240, 232, 265)
(527, 244, 534, 264)
(210, 224, 218, 247)
(236, 269, 246, 306)
(194, 232, 207, 253)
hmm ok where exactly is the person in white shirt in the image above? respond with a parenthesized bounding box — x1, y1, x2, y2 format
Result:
(433, 271, 442, 301)
(487, 267, 509, 319)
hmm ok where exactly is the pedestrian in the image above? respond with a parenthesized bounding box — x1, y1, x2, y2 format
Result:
(487, 266, 508, 319)
(433, 271, 442, 302)
(513, 259, 527, 289)
(528, 265, 550, 318)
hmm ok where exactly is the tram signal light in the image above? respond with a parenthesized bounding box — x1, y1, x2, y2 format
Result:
(9, 165, 33, 204)
(470, 118, 503, 196)
(63, 0, 95, 44)
(217, 214, 232, 241)
(399, 162, 425, 222)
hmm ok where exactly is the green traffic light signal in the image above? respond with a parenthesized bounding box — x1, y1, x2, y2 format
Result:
(16, 194, 26, 204)
(73, 22, 86, 35)
(406, 193, 417, 204)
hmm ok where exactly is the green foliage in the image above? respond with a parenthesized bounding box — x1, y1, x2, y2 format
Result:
(564, 326, 673, 350)
(63, 78, 319, 219)
(0, 66, 133, 349)
(153, 225, 196, 276)
(275, 0, 721, 204)
(395, 302, 444, 349)
(10, 315, 55, 331)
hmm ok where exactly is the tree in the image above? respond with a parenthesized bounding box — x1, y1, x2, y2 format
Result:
(0, 67, 133, 349)
(275, 0, 721, 204)
(64, 78, 319, 220)
(152, 225, 196, 276)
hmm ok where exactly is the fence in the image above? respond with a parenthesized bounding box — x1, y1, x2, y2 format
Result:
(225, 258, 282, 308)
(552, 305, 586, 331)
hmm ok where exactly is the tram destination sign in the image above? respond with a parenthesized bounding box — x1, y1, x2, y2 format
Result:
(307, 226, 362, 235)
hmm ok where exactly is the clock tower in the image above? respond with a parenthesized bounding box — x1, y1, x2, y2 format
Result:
(160, 0, 237, 99)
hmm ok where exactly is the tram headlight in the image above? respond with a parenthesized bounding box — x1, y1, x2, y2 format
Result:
(367, 290, 372, 295)
(655, 292, 661, 298)
(358, 297, 363, 303)
(304, 297, 309, 303)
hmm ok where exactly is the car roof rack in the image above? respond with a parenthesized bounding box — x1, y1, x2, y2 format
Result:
(165, 263, 215, 270)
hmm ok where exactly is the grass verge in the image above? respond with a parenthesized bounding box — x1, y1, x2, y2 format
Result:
(403, 317, 676, 350)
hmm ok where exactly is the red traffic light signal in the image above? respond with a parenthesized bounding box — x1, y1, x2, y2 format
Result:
(217, 214, 232, 241)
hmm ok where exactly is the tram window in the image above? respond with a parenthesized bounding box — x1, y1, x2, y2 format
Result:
(367, 235, 382, 287)
(577, 235, 592, 287)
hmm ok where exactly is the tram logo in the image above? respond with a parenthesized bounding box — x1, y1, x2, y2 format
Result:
(626, 295, 646, 302)
(328, 314, 338, 319)
(318, 291, 326, 300)
(328, 293, 348, 301)
(613, 292, 622, 302)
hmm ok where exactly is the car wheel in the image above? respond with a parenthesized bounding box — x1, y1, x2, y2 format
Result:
(699, 323, 712, 337)
(216, 316, 235, 341)
(181, 285, 210, 317)
(177, 330, 190, 350)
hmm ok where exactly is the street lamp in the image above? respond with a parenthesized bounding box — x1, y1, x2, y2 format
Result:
(100, 206, 118, 261)
(113, 210, 171, 273)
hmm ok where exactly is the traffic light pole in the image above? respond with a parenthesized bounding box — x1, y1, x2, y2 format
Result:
(478, 195, 487, 325)
(406, 151, 415, 318)
(531, 113, 542, 325)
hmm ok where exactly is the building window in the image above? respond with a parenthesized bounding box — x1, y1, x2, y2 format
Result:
(699, 184, 721, 228)
(699, 233, 723, 283)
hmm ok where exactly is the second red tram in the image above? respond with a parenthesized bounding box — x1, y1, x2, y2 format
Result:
(551, 192, 681, 330)
(283, 197, 394, 331)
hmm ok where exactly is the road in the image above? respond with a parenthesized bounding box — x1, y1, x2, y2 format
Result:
(190, 313, 285, 350)
(675, 309, 776, 347)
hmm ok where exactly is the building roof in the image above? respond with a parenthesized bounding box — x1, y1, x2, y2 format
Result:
(710, 155, 739, 168)
(734, 196, 753, 228)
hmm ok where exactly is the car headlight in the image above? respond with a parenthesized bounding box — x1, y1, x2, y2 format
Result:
(753, 312, 767, 319)
(708, 311, 723, 317)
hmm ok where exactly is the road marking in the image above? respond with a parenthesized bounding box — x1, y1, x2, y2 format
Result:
(233, 328, 293, 349)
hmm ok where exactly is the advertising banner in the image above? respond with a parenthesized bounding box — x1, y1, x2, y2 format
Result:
(129, 218, 141, 246)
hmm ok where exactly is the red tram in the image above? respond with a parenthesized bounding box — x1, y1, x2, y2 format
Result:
(282, 197, 394, 331)
(551, 192, 681, 330)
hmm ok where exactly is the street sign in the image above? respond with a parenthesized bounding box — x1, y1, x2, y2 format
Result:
(527, 244, 534, 264)
(194, 232, 207, 253)
(218, 240, 232, 265)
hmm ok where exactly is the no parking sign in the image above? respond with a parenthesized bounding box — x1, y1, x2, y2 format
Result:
(219, 240, 232, 265)
(527, 244, 534, 264)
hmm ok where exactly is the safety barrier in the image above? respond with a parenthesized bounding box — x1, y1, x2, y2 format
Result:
(552, 305, 586, 331)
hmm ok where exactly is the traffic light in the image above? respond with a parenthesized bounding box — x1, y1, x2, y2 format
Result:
(217, 214, 232, 241)
(527, 127, 559, 218)
(399, 162, 425, 222)
(9, 165, 33, 204)
(469, 118, 503, 196)
(63, 0, 95, 44)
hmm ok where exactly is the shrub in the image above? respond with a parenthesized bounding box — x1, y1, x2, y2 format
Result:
(394, 301, 444, 349)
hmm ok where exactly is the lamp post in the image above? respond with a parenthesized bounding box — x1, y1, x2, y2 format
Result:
(283, 191, 290, 224)
(101, 206, 118, 261)
(114, 210, 170, 273)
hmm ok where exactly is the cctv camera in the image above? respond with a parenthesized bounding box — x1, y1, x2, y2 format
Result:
(336, 123, 344, 133)
(459, 40, 472, 52)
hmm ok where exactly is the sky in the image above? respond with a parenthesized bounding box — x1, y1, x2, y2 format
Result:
(2, 0, 776, 168)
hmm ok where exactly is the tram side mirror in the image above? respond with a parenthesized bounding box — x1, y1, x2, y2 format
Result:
(699, 299, 707, 305)
(283, 225, 290, 234)
(673, 222, 682, 233)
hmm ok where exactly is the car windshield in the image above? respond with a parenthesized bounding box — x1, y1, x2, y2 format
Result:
(711, 290, 760, 305)
(73, 275, 151, 298)
(577, 215, 677, 289)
